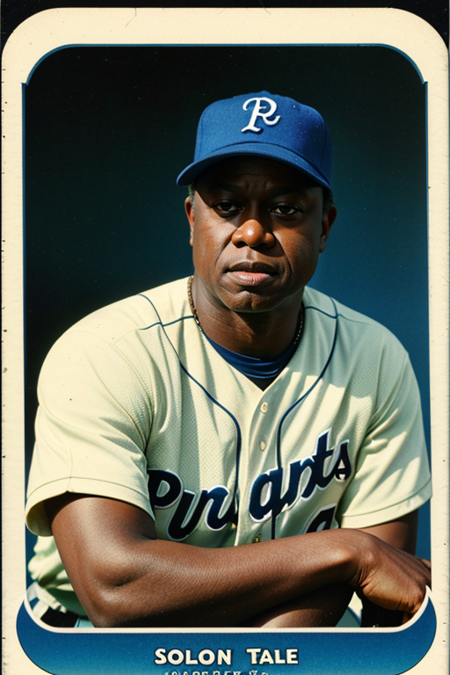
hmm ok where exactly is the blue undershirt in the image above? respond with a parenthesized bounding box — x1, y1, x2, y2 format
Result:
(204, 333, 298, 381)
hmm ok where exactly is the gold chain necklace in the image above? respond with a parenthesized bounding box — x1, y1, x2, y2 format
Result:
(187, 275, 305, 348)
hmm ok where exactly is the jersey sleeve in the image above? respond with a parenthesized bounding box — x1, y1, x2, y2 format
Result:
(26, 329, 154, 536)
(336, 343, 432, 529)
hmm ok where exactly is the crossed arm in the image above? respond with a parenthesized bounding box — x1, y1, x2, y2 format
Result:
(244, 513, 421, 628)
(46, 494, 430, 629)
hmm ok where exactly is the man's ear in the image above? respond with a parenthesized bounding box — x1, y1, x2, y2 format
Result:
(185, 197, 195, 246)
(319, 205, 337, 253)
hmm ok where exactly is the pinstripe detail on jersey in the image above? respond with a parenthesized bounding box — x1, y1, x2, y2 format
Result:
(136, 292, 243, 521)
(305, 303, 375, 326)
(303, 305, 337, 320)
(137, 294, 195, 332)
(271, 298, 340, 538)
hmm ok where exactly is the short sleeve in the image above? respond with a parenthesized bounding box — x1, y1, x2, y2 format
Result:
(26, 330, 153, 536)
(337, 348, 432, 529)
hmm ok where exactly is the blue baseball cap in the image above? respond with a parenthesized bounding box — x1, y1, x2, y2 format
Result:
(176, 91, 332, 190)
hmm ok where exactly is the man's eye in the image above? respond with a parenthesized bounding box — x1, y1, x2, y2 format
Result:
(271, 204, 299, 216)
(214, 201, 240, 216)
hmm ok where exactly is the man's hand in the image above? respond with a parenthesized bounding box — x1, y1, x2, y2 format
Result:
(357, 513, 429, 626)
(346, 530, 430, 614)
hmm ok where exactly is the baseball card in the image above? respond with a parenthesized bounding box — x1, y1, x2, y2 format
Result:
(2, 4, 448, 675)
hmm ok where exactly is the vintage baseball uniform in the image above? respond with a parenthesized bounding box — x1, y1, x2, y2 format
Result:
(25, 277, 432, 617)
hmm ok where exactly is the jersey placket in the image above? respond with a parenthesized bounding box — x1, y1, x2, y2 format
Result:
(233, 390, 282, 546)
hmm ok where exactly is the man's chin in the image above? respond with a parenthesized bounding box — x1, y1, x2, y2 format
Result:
(220, 287, 302, 315)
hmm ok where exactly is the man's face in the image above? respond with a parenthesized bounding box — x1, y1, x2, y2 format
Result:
(186, 156, 336, 316)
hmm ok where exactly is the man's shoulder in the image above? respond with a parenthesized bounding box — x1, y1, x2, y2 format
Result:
(303, 286, 406, 353)
(64, 277, 190, 344)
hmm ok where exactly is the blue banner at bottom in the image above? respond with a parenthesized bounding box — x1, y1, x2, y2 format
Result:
(17, 593, 435, 675)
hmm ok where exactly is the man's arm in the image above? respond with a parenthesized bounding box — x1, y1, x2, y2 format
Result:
(46, 494, 430, 628)
(239, 584, 354, 628)
(240, 511, 421, 628)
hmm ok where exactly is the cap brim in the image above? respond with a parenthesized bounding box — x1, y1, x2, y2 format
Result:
(176, 142, 331, 190)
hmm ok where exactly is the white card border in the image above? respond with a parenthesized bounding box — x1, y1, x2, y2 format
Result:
(2, 7, 448, 674)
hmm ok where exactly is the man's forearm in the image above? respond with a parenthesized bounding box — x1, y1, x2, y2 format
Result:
(72, 531, 356, 627)
(48, 495, 430, 628)
(241, 584, 354, 628)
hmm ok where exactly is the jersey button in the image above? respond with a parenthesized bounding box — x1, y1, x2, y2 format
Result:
(260, 402, 268, 413)
(260, 440, 266, 451)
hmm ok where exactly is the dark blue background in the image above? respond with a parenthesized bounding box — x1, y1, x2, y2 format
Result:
(24, 45, 430, 572)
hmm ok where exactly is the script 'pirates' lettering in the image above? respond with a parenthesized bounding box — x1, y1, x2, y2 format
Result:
(147, 429, 352, 540)
(241, 97, 281, 133)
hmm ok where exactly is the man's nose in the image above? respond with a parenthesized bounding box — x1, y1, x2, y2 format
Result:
(231, 214, 275, 248)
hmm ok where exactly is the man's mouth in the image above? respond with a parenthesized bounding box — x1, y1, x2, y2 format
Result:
(226, 262, 278, 286)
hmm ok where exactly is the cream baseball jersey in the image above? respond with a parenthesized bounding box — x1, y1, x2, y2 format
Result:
(26, 277, 432, 614)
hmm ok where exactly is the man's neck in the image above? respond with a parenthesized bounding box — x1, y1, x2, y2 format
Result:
(190, 277, 304, 360)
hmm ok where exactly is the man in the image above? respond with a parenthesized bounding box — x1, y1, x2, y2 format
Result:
(25, 91, 431, 629)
